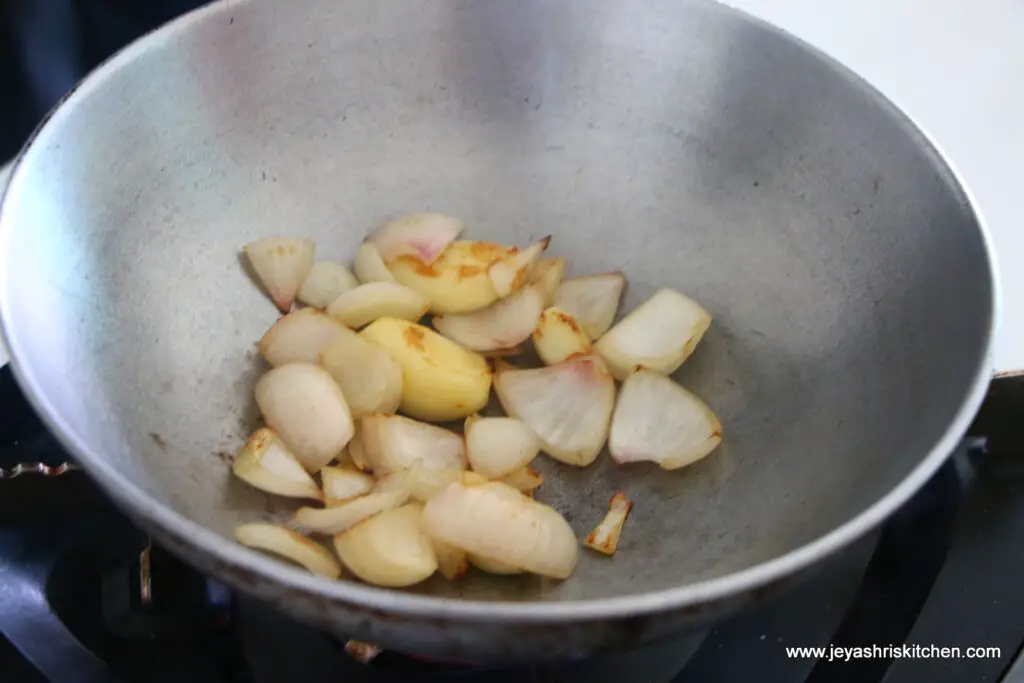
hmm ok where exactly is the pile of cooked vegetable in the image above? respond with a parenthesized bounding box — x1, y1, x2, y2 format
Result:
(232, 213, 722, 587)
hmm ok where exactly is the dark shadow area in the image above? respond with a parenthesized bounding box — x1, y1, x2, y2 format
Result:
(0, 0, 204, 162)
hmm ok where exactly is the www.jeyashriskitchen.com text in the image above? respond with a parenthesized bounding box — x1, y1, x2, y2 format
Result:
(785, 644, 1001, 662)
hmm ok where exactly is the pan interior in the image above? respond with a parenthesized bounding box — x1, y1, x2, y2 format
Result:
(0, 0, 993, 604)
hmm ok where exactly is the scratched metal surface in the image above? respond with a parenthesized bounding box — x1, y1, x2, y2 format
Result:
(0, 0, 996, 659)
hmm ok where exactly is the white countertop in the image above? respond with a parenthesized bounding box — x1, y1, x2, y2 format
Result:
(1, 0, 1022, 373)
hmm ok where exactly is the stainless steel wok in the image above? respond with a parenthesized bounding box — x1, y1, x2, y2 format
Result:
(0, 0, 997, 661)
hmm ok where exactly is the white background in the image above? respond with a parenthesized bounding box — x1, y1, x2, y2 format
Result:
(2, 0, 1022, 372)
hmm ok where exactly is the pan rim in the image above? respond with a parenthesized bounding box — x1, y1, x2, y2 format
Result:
(0, 0, 1000, 624)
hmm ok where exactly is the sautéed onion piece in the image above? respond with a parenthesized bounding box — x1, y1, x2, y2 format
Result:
(232, 222, 723, 588)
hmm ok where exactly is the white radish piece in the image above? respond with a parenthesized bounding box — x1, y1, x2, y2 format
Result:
(255, 364, 354, 472)
(487, 236, 551, 298)
(498, 466, 544, 495)
(433, 539, 470, 580)
(532, 307, 593, 366)
(232, 428, 322, 500)
(297, 261, 359, 308)
(235, 524, 341, 579)
(432, 285, 544, 353)
(388, 241, 511, 314)
(244, 238, 316, 313)
(360, 414, 466, 474)
(469, 553, 522, 575)
(326, 282, 429, 329)
(609, 368, 722, 469)
(422, 482, 579, 579)
(258, 308, 349, 367)
(353, 243, 397, 284)
(583, 492, 632, 556)
(320, 466, 374, 503)
(294, 491, 408, 534)
(365, 213, 464, 265)
(494, 356, 615, 467)
(334, 504, 438, 587)
(554, 272, 627, 339)
(594, 288, 712, 381)
(530, 257, 566, 307)
(464, 416, 541, 478)
(360, 318, 492, 422)
(317, 327, 403, 418)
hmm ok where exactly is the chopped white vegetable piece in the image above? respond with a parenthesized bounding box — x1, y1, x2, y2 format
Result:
(488, 236, 551, 298)
(583, 492, 632, 556)
(432, 284, 544, 353)
(609, 368, 722, 469)
(232, 428, 322, 500)
(297, 261, 359, 308)
(258, 308, 349, 367)
(254, 364, 354, 472)
(244, 237, 316, 313)
(594, 288, 711, 381)
(554, 272, 627, 339)
(494, 356, 615, 467)
(334, 504, 438, 587)
(235, 524, 341, 578)
(326, 282, 429, 329)
(532, 306, 593, 366)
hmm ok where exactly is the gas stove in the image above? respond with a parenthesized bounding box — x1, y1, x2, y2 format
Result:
(2, 363, 1024, 683)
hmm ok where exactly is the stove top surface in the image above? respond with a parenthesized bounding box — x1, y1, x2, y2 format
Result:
(2, 367, 1024, 682)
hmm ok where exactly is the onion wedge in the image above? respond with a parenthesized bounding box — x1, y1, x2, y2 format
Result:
(583, 492, 632, 556)
(360, 318, 492, 422)
(297, 261, 359, 308)
(594, 288, 712, 381)
(244, 238, 316, 313)
(388, 241, 511, 314)
(232, 428, 322, 500)
(494, 356, 615, 467)
(487, 236, 551, 298)
(235, 524, 341, 579)
(365, 213, 464, 265)
(498, 466, 544, 495)
(408, 466, 464, 502)
(320, 466, 374, 503)
(317, 327, 403, 417)
(422, 482, 579, 579)
(353, 243, 398, 284)
(326, 282, 429, 329)
(360, 414, 466, 474)
(609, 369, 722, 469)
(334, 504, 438, 587)
(294, 491, 408, 534)
(432, 285, 544, 353)
(255, 364, 354, 472)
(532, 307, 593, 366)
(433, 539, 470, 580)
(258, 308, 349, 367)
(530, 257, 566, 307)
(554, 272, 627, 339)
(464, 416, 541, 478)
(347, 427, 372, 473)
(372, 461, 421, 497)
